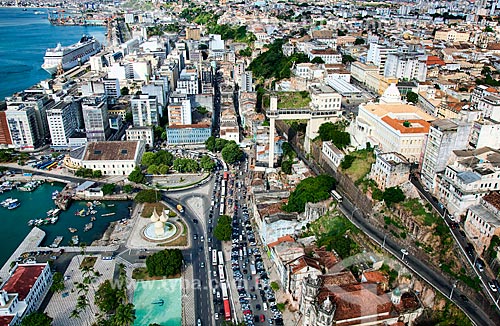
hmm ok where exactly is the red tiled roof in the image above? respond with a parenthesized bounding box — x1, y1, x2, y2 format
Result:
(1, 265, 45, 301)
(83, 141, 139, 161)
(426, 56, 445, 66)
(0, 316, 14, 326)
(268, 235, 295, 248)
(313, 248, 339, 269)
(381, 116, 430, 134)
(482, 191, 500, 211)
(289, 256, 322, 274)
(310, 48, 338, 55)
(362, 271, 388, 284)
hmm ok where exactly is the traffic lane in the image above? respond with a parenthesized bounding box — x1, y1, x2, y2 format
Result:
(340, 199, 497, 326)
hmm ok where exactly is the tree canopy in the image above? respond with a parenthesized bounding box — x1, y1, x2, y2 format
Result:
(134, 189, 160, 203)
(318, 122, 351, 149)
(221, 142, 244, 164)
(101, 183, 116, 196)
(382, 187, 405, 206)
(21, 312, 53, 326)
(146, 249, 183, 277)
(214, 215, 232, 241)
(173, 158, 200, 173)
(142, 150, 174, 168)
(95, 280, 123, 314)
(406, 91, 418, 104)
(283, 175, 336, 213)
(200, 155, 216, 171)
(128, 167, 146, 184)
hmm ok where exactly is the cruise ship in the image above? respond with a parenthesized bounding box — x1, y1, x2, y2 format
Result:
(41, 35, 101, 75)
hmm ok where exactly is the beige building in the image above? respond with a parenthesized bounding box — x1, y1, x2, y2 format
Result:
(350, 84, 434, 162)
(369, 151, 411, 191)
(464, 191, 500, 255)
(186, 27, 201, 40)
(434, 29, 470, 43)
(126, 126, 154, 147)
(350, 61, 378, 85)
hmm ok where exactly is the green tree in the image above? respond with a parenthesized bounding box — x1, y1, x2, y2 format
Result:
(125, 111, 133, 123)
(120, 87, 130, 96)
(340, 155, 355, 169)
(311, 57, 325, 64)
(239, 47, 252, 57)
(147, 164, 159, 175)
(354, 37, 365, 45)
(215, 138, 229, 152)
(112, 303, 136, 326)
(134, 190, 160, 203)
(214, 215, 232, 241)
(282, 142, 295, 159)
(382, 187, 406, 206)
(101, 183, 116, 196)
(128, 167, 146, 184)
(141, 152, 156, 166)
(21, 312, 53, 326)
(95, 280, 123, 314)
(200, 155, 216, 171)
(342, 54, 356, 64)
(406, 91, 418, 104)
(123, 184, 133, 193)
(158, 164, 169, 174)
(281, 159, 293, 174)
(205, 136, 216, 152)
(318, 122, 350, 149)
(146, 249, 183, 277)
(92, 170, 102, 178)
(270, 281, 280, 291)
(283, 175, 336, 213)
(222, 142, 244, 164)
(50, 272, 65, 293)
(173, 158, 200, 173)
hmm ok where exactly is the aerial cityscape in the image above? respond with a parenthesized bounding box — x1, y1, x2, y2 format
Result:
(0, 0, 499, 325)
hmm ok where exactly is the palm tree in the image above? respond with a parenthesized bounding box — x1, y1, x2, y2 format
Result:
(75, 282, 89, 295)
(112, 303, 136, 326)
(70, 309, 80, 320)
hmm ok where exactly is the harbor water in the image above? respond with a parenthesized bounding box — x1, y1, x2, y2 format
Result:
(0, 181, 131, 267)
(0, 7, 106, 99)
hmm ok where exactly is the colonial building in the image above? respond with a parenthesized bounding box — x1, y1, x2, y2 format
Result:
(126, 126, 154, 147)
(369, 151, 411, 191)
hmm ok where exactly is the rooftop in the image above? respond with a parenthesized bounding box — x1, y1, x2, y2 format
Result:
(167, 123, 211, 129)
(1, 264, 46, 301)
(381, 116, 431, 134)
(83, 141, 140, 161)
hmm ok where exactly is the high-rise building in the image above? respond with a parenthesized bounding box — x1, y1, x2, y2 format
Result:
(82, 96, 110, 142)
(131, 94, 159, 127)
(367, 43, 398, 75)
(167, 99, 192, 126)
(5, 103, 42, 150)
(46, 100, 80, 149)
(241, 71, 253, 92)
(384, 53, 427, 82)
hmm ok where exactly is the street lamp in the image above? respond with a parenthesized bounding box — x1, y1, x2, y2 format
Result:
(382, 234, 387, 249)
(401, 248, 408, 262)
(449, 280, 458, 299)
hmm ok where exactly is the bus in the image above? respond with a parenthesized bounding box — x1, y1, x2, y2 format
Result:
(219, 201, 225, 215)
(218, 251, 224, 265)
(212, 249, 218, 266)
(218, 264, 225, 283)
(220, 282, 231, 320)
(330, 190, 343, 203)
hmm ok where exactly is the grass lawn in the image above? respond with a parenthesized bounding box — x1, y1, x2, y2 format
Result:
(343, 150, 375, 181)
(80, 256, 97, 269)
(141, 202, 167, 218)
(158, 234, 187, 247)
(278, 91, 311, 109)
(132, 267, 181, 281)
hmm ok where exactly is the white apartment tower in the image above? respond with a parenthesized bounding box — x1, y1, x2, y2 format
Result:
(46, 100, 79, 149)
(82, 96, 110, 142)
(367, 43, 398, 75)
(167, 99, 192, 126)
(384, 54, 427, 82)
(5, 104, 42, 150)
(131, 94, 159, 127)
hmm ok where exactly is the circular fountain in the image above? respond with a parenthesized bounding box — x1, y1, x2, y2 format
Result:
(143, 209, 177, 242)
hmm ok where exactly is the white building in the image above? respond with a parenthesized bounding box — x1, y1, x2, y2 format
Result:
(131, 94, 159, 127)
(5, 104, 42, 150)
(469, 118, 500, 149)
(367, 43, 398, 74)
(421, 119, 471, 191)
(307, 48, 342, 64)
(46, 100, 79, 149)
(176, 68, 199, 95)
(309, 84, 342, 115)
(321, 141, 344, 171)
(384, 53, 427, 82)
(241, 71, 253, 92)
(369, 151, 411, 191)
(350, 84, 434, 162)
(167, 99, 192, 126)
(0, 263, 52, 326)
(82, 96, 110, 142)
(67, 141, 145, 176)
(477, 94, 500, 120)
(126, 126, 154, 147)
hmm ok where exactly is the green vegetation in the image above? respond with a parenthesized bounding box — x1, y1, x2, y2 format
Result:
(382, 187, 405, 206)
(283, 175, 335, 213)
(342, 54, 356, 64)
(75, 167, 103, 178)
(173, 158, 200, 173)
(340, 155, 356, 169)
(141, 150, 174, 173)
(406, 91, 418, 104)
(340, 149, 375, 182)
(200, 155, 216, 171)
(304, 213, 360, 259)
(354, 37, 365, 45)
(379, 264, 399, 285)
(221, 141, 244, 164)
(95, 280, 124, 314)
(311, 57, 325, 64)
(281, 142, 295, 174)
(281, 160, 293, 174)
(123, 184, 134, 193)
(270, 281, 280, 291)
(147, 23, 180, 36)
(20, 312, 53, 326)
(276, 91, 311, 109)
(248, 39, 310, 80)
(50, 272, 64, 293)
(128, 167, 146, 184)
(239, 47, 252, 57)
(134, 189, 160, 203)
(317, 121, 350, 149)
(207, 24, 256, 44)
(120, 87, 129, 95)
(214, 215, 232, 241)
(146, 249, 183, 277)
(485, 235, 499, 259)
(101, 183, 116, 196)
(276, 303, 286, 312)
(196, 106, 209, 115)
(141, 202, 167, 218)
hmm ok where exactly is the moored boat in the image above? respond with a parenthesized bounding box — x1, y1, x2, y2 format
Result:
(71, 235, 79, 245)
(50, 236, 64, 248)
(101, 212, 115, 217)
(7, 201, 20, 210)
(68, 227, 77, 233)
(84, 222, 93, 232)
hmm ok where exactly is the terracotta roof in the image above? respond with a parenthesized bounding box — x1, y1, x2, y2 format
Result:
(258, 201, 287, 217)
(1, 264, 45, 301)
(83, 141, 139, 161)
(313, 248, 339, 269)
(426, 56, 445, 66)
(321, 271, 358, 287)
(288, 255, 322, 274)
(0, 316, 14, 326)
(362, 271, 388, 284)
(310, 48, 338, 55)
(483, 191, 500, 211)
(486, 87, 498, 93)
(268, 235, 295, 248)
(381, 116, 430, 134)
(487, 43, 500, 51)
(167, 123, 211, 129)
(312, 29, 334, 39)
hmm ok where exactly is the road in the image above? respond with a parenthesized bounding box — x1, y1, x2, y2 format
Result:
(339, 197, 499, 326)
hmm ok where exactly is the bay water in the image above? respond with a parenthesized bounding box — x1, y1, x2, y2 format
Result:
(0, 7, 106, 99)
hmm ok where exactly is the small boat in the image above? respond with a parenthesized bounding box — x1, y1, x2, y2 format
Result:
(152, 299, 164, 306)
(28, 220, 35, 226)
(52, 208, 61, 216)
(1, 198, 16, 207)
(75, 209, 85, 216)
(7, 201, 20, 210)
(101, 212, 115, 217)
(84, 222, 93, 232)
(50, 236, 64, 248)
(50, 216, 59, 224)
(71, 235, 79, 245)
(107, 204, 115, 207)
(68, 227, 77, 233)
(93, 200, 102, 206)
(47, 209, 55, 216)
(90, 216, 96, 221)
(52, 190, 59, 200)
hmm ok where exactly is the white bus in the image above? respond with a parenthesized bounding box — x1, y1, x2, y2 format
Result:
(218, 251, 224, 265)
(330, 190, 343, 203)
(218, 264, 225, 282)
(212, 249, 218, 266)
